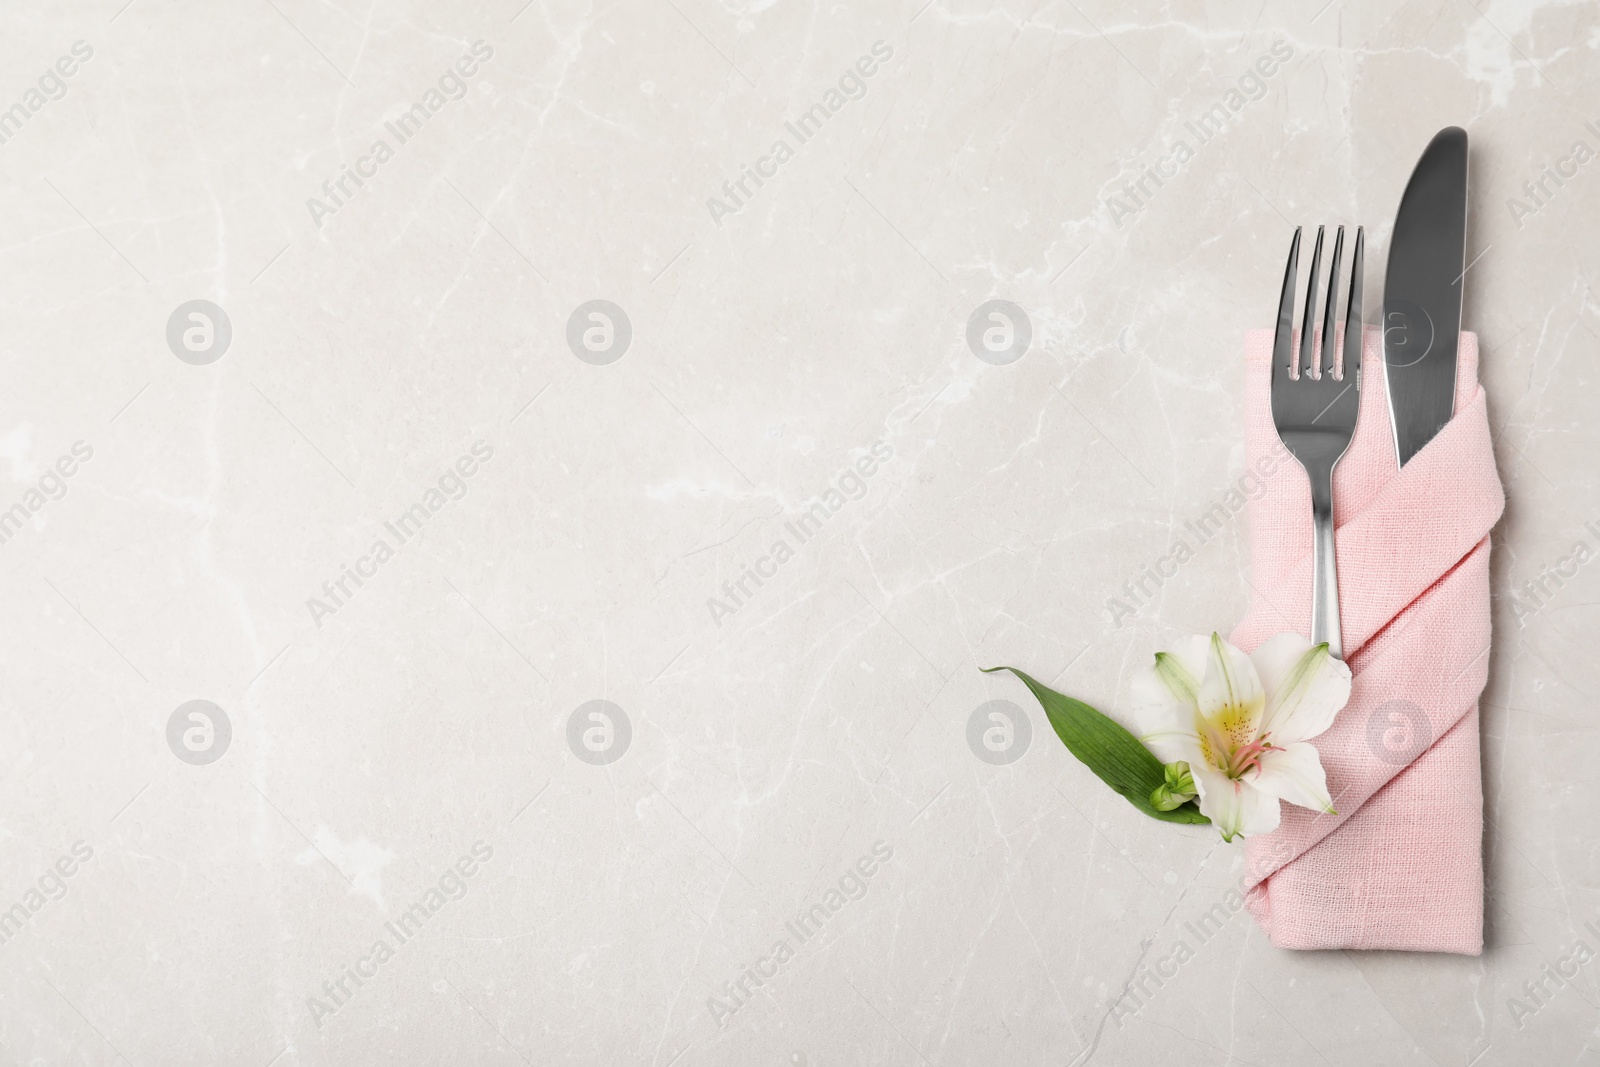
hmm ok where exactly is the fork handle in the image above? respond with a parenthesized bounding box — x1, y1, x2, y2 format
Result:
(1309, 468, 1343, 660)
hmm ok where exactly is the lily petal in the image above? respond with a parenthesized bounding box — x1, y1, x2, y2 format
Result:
(1131, 636, 1209, 764)
(1191, 760, 1281, 841)
(1195, 633, 1265, 751)
(1133, 702, 1205, 765)
(1250, 633, 1352, 745)
(1252, 741, 1336, 815)
(1154, 635, 1210, 698)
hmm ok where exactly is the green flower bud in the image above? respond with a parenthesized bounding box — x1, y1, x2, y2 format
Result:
(1150, 760, 1197, 812)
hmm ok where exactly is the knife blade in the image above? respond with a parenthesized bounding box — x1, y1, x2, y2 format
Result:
(1383, 126, 1469, 466)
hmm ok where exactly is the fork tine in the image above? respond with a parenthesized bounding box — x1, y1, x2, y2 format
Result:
(1342, 225, 1364, 383)
(1320, 226, 1344, 378)
(1273, 227, 1301, 379)
(1299, 225, 1324, 378)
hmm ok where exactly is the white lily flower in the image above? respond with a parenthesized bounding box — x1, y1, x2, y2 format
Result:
(1131, 632, 1351, 842)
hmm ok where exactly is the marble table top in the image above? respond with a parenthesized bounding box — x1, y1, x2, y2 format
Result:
(1, 1, 1596, 1063)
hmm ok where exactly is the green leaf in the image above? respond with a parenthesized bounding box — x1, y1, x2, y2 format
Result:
(981, 665, 1210, 826)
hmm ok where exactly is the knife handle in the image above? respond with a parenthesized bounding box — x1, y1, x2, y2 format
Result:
(1309, 467, 1343, 660)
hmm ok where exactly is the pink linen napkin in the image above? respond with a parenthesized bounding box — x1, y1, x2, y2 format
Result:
(1229, 327, 1504, 954)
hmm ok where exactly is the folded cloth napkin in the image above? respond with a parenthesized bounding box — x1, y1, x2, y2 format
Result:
(1229, 327, 1504, 954)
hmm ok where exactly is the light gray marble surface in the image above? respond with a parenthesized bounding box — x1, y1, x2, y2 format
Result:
(1, 1, 1596, 1064)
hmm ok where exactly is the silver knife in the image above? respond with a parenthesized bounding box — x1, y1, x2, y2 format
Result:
(1383, 126, 1469, 466)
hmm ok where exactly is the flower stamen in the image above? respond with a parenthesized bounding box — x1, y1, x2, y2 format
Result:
(1225, 734, 1275, 778)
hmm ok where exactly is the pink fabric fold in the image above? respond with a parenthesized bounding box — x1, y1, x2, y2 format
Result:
(1231, 327, 1504, 954)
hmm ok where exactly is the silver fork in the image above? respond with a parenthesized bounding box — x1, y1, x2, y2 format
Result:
(1270, 224, 1364, 660)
